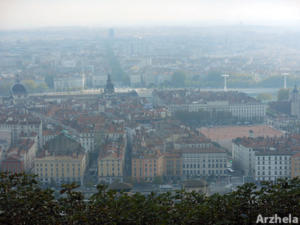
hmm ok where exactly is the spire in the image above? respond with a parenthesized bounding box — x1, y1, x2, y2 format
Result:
(104, 73, 114, 94)
(107, 74, 111, 83)
(15, 74, 20, 84)
(293, 84, 298, 94)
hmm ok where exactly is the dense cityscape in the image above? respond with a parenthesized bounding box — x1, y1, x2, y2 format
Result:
(1, 1, 300, 223)
(1, 26, 300, 196)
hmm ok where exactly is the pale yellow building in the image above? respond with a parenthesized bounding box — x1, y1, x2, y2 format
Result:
(131, 151, 164, 182)
(98, 143, 125, 183)
(34, 133, 87, 185)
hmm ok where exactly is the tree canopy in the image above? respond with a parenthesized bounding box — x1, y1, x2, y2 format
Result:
(277, 88, 290, 101)
(1, 172, 300, 225)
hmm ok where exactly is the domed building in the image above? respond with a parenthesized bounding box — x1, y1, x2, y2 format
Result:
(11, 76, 27, 104)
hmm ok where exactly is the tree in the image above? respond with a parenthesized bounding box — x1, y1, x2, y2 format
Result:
(203, 70, 223, 88)
(0, 173, 60, 225)
(277, 88, 290, 101)
(0, 80, 13, 96)
(23, 80, 38, 93)
(256, 93, 273, 102)
(2, 172, 300, 225)
(45, 75, 54, 89)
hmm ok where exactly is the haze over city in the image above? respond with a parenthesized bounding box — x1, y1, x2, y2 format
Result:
(0, 0, 300, 29)
(2, 1, 300, 224)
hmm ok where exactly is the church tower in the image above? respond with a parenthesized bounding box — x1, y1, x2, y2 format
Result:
(291, 85, 300, 117)
(104, 74, 115, 94)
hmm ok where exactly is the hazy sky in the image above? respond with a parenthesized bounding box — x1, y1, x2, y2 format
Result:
(0, 0, 299, 30)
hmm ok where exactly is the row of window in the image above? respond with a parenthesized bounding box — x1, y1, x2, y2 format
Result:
(100, 173, 121, 177)
(257, 156, 288, 160)
(133, 172, 157, 177)
(36, 168, 80, 172)
(184, 159, 226, 162)
(183, 164, 226, 168)
(100, 164, 121, 167)
(36, 163, 80, 167)
(183, 170, 224, 175)
(133, 168, 157, 172)
(256, 176, 289, 181)
(40, 177, 80, 182)
(257, 161, 288, 165)
(257, 166, 289, 170)
(257, 171, 289, 176)
(39, 173, 80, 178)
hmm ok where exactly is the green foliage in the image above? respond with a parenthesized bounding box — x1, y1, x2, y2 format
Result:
(0, 80, 13, 96)
(1, 173, 300, 225)
(256, 93, 273, 102)
(258, 76, 282, 88)
(201, 71, 222, 88)
(277, 88, 290, 101)
(23, 80, 49, 93)
(0, 173, 60, 225)
(228, 73, 256, 88)
(45, 75, 54, 88)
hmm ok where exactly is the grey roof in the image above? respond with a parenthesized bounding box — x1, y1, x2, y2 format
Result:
(44, 132, 84, 156)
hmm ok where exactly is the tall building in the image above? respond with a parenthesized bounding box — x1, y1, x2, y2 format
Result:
(291, 85, 300, 117)
(104, 74, 115, 94)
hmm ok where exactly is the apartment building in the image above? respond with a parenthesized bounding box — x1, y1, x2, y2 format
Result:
(98, 139, 126, 183)
(1, 138, 37, 173)
(161, 152, 182, 179)
(131, 152, 163, 182)
(153, 90, 266, 120)
(255, 151, 292, 181)
(34, 132, 87, 185)
(233, 136, 300, 181)
(182, 147, 227, 177)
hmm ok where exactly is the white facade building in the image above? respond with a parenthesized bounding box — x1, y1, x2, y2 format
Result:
(54, 75, 85, 91)
(182, 148, 227, 177)
(255, 152, 292, 181)
(232, 141, 256, 176)
(233, 137, 296, 181)
(230, 104, 266, 120)
(79, 132, 95, 152)
(0, 119, 42, 148)
(167, 101, 266, 120)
